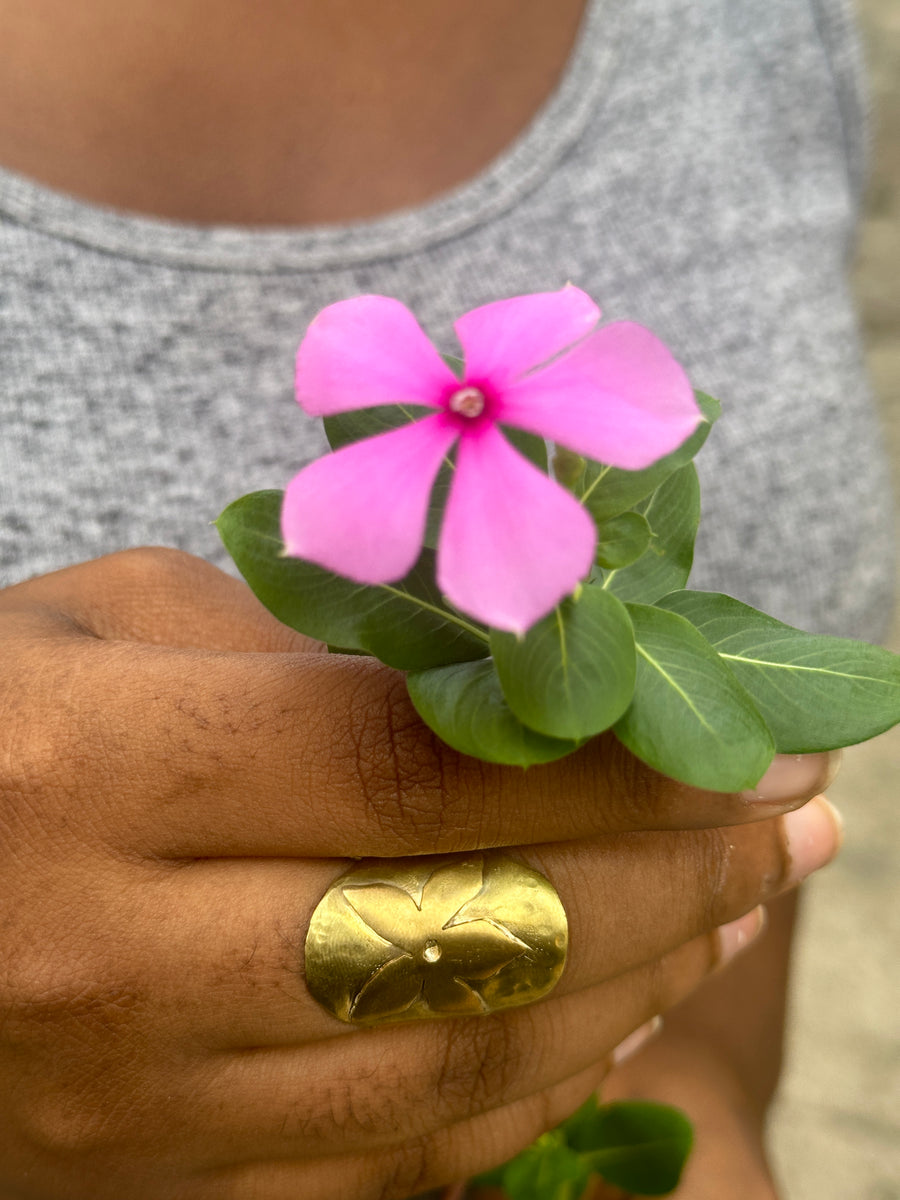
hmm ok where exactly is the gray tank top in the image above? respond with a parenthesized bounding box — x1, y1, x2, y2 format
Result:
(0, 0, 894, 640)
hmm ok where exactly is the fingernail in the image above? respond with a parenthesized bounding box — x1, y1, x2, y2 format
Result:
(742, 750, 842, 808)
(716, 905, 767, 967)
(782, 794, 844, 885)
(611, 1015, 663, 1066)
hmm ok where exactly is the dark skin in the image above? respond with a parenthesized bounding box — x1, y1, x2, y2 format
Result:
(0, 551, 835, 1199)
(0, 4, 839, 1195)
(0, 0, 586, 224)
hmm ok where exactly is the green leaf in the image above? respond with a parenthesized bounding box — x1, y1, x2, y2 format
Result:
(421, 458, 456, 548)
(594, 511, 653, 570)
(500, 1137, 591, 1200)
(406, 659, 579, 767)
(566, 1100, 694, 1196)
(614, 603, 775, 790)
(552, 446, 586, 490)
(215, 490, 488, 671)
(491, 588, 636, 740)
(576, 390, 720, 522)
(470, 1162, 506, 1189)
(502, 424, 549, 473)
(322, 402, 432, 451)
(475, 1096, 695, 1199)
(558, 1093, 606, 1149)
(598, 464, 701, 603)
(657, 590, 900, 753)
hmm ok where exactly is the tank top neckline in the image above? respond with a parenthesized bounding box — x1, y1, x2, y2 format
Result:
(0, 0, 628, 273)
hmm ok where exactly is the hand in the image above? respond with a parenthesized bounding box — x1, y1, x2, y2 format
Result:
(0, 549, 840, 1200)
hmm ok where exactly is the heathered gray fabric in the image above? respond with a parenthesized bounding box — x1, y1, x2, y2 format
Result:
(0, 0, 894, 641)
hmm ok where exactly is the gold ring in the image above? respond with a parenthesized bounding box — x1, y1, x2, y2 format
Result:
(305, 854, 568, 1026)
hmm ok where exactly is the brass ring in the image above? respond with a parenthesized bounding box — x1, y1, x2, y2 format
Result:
(305, 854, 568, 1026)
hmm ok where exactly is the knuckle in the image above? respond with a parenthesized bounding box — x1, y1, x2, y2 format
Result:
(21, 1086, 118, 1162)
(593, 736, 675, 828)
(0, 714, 87, 862)
(290, 1059, 410, 1147)
(0, 658, 116, 856)
(0, 941, 143, 1051)
(0, 722, 64, 827)
(1, 950, 147, 1161)
(90, 546, 214, 638)
(373, 1135, 433, 1200)
(340, 665, 488, 853)
(430, 1013, 524, 1114)
(103, 545, 203, 592)
(296, 1014, 531, 1151)
(1, 950, 137, 1046)
(590, 735, 738, 833)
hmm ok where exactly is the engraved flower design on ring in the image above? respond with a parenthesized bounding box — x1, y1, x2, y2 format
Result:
(343, 858, 529, 1021)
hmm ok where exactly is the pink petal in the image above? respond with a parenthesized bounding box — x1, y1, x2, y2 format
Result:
(438, 426, 596, 633)
(454, 287, 600, 388)
(498, 321, 702, 470)
(282, 414, 457, 582)
(296, 295, 458, 416)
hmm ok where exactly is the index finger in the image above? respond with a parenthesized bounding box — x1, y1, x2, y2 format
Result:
(3, 548, 837, 858)
(19, 633, 836, 859)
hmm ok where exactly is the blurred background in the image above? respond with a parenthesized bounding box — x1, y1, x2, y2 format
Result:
(768, 1, 900, 1196)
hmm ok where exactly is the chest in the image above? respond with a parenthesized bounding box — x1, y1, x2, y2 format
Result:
(0, 0, 586, 224)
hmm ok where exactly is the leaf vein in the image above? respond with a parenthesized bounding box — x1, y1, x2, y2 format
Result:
(720, 652, 893, 684)
(636, 644, 717, 734)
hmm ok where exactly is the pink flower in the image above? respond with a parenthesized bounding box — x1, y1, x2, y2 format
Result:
(282, 288, 700, 634)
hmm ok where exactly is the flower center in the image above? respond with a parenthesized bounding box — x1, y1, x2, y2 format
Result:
(422, 940, 442, 964)
(447, 386, 486, 419)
